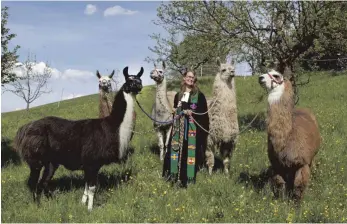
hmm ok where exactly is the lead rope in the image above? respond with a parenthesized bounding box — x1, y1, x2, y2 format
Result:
(189, 112, 260, 138)
(157, 88, 175, 114)
(189, 92, 266, 138)
(191, 90, 221, 115)
(185, 94, 264, 136)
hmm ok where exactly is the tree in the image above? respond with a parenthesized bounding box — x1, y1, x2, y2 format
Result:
(150, 1, 347, 99)
(146, 3, 232, 77)
(4, 53, 53, 111)
(1, 6, 20, 85)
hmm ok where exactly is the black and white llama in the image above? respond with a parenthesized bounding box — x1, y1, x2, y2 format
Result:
(13, 66, 144, 211)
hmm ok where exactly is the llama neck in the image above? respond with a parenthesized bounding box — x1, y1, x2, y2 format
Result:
(109, 88, 135, 159)
(155, 77, 171, 110)
(99, 89, 112, 104)
(109, 87, 134, 119)
(99, 89, 113, 116)
(267, 82, 294, 151)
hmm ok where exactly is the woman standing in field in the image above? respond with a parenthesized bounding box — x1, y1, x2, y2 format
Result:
(162, 68, 209, 187)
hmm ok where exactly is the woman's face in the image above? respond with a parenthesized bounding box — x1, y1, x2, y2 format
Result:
(184, 71, 195, 87)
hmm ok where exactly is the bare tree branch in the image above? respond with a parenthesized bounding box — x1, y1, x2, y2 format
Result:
(3, 53, 53, 111)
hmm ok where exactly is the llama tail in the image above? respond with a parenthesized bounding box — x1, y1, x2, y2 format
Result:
(13, 120, 48, 161)
(13, 121, 41, 159)
(13, 123, 30, 158)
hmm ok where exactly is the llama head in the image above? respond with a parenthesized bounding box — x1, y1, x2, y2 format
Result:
(216, 57, 235, 81)
(96, 70, 115, 93)
(150, 61, 166, 83)
(258, 69, 284, 91)
(259, 70, 285, 104)
(122, 66, 143, 94)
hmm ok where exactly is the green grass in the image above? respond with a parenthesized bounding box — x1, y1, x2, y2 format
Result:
(1, 73, 347, 223)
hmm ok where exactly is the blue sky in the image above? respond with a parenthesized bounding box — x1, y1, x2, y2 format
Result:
(1, 1, 250, 113)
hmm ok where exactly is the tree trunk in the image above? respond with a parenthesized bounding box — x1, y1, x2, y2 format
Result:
(26, 102, 30, 111)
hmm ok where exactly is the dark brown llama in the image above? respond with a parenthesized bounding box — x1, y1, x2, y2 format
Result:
(96, 70, 115, 118)
(13, 66, 144, 211)
(258, 70, 321, 201)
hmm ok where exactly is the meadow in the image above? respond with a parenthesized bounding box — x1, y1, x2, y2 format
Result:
(1, 72, 347, 223)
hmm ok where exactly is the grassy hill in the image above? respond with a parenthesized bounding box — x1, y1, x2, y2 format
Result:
(1, 73, 347, 222)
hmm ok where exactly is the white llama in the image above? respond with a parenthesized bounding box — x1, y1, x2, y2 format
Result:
(205, 57, 239, 175)
(150, 61, 177, 160)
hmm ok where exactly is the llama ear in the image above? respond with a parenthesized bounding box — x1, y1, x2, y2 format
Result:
(179, 67, 187, 76)
(153, 62, 157, 68)
(137, 67, 144, 78)
(162, 61, 166, 70)
(230, 57, 235, 65)
(216, 57, 221, 66)
(109, 70, 115, 78)
(123, 67, 129, 79)
(96, 70, 101, 79)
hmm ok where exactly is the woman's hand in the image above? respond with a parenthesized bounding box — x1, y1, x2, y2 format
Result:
(185, 110, 193, 116)
(177, 101, 182, 108)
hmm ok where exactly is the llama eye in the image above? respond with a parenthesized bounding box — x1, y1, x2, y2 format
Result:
(273, 75, 279, 79)
(222, 69, 226, 72)
(159, 71, 163, 74)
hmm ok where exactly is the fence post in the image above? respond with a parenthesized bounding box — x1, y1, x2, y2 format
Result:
(57, 88, 64, 108)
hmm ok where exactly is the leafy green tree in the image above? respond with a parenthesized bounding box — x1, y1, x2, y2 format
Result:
(147, 31, 229, 77)
(1, 6, 20, 86)
(150, 1, 347, 76)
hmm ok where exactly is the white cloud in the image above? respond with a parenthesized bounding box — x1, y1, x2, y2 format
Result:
(10, 62, 95, 81)
(62, 93, 84, 100)
(60, 69, 94, 80)
(103, 5, 138, 17)
(84, 4, 97, 15)
(12, 62, 61, 79)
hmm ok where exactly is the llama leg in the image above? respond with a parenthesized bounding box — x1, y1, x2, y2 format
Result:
(27, 164, 43, 203)
(157, 131, 165, 160)
(164, 126, 172, 154)
(37, 163, 59, 199)
(221, 141, 236, 175)
(81, 182, 88, 205)
(87, 185, 96, 211)
(310, 158, 316, 173)
(271, 174, 286, 199)
(293, 165, 310, 201)
(84, 168, 99, 211)
(205, 137, 215, 175)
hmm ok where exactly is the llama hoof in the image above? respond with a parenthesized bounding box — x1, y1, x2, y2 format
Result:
(33, 192, 42, 205)
(224, 169, 229, 175)
(44, 191, 53, 199)
(81, 196, 88, 205)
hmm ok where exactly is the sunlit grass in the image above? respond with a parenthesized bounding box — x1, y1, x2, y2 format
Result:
(1, 72, 347, 222)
